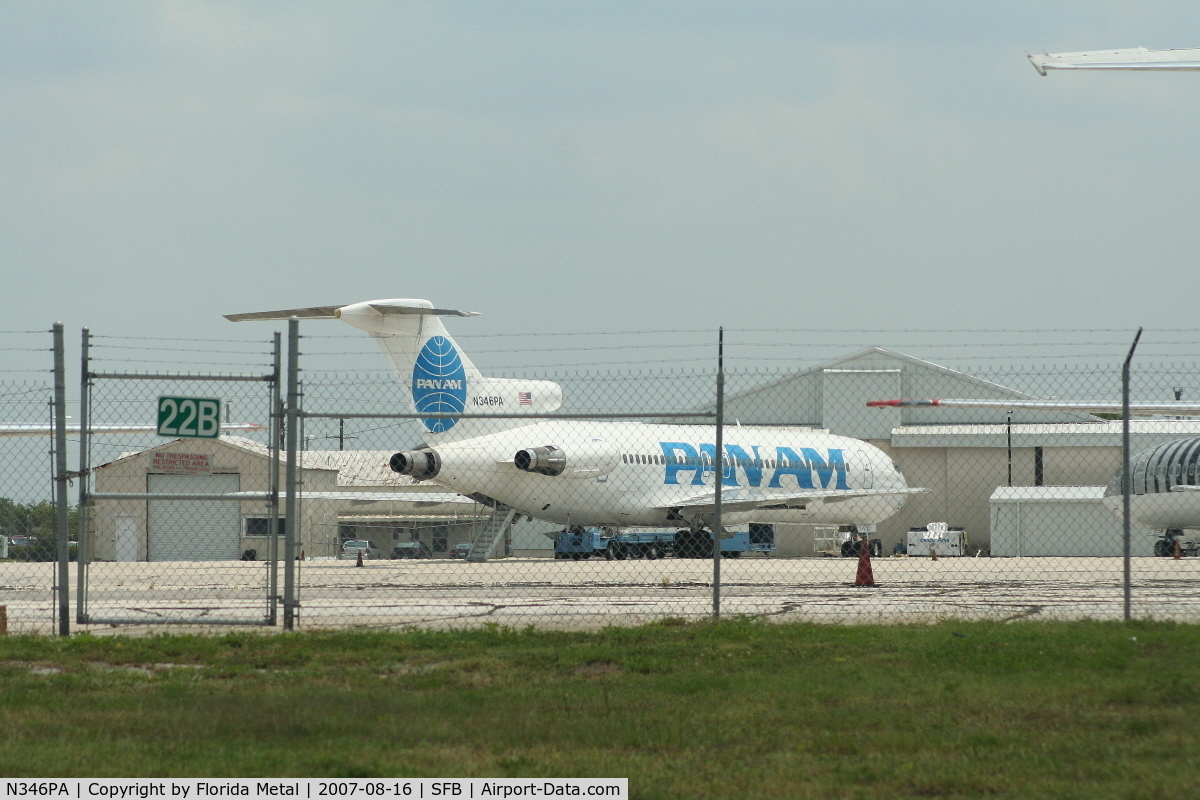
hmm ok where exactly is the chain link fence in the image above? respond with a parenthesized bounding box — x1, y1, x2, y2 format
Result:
(5, 322, 1200, 634)
(0, 330, 59, 634)
(74, 330, 281, 629)
(284, 350, 1200, 629)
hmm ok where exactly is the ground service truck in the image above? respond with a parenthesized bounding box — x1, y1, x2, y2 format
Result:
(554, 525, 776, 560)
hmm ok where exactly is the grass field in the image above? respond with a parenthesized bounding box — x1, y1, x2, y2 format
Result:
(1, 619, 1198, 799)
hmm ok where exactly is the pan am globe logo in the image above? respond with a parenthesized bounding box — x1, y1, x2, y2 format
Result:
(412, 336, 467, 432)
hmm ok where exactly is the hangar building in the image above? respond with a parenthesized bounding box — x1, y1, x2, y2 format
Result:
(706, 348, 1198, 556)
(91, 436, 487, 562)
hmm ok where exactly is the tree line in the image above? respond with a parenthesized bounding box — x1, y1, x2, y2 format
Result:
(0, 498, 78, 561)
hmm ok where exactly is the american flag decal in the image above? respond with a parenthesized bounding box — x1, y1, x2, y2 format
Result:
(518, 391, 532, 406)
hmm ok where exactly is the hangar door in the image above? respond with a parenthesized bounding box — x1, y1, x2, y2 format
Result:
(147, 473, 241, 561)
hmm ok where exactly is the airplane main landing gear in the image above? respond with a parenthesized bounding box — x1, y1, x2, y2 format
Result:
(672, 528, 712, 558)
(1154, 529, 1198, 557)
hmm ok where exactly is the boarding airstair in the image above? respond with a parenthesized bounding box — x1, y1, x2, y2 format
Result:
(467, 506, 518, 562)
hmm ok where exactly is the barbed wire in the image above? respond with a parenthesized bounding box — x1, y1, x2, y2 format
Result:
(89, 357, 274, 368)
(91, 335, 274, 344)
(298, 340, 1199, 358)
(90, 344, 274, 355)
(301, 326, 1192, 339)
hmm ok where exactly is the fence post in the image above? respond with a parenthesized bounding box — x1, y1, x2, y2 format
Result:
(1122, 328, 1142, 622)
(52, 322, 70, 637)
(712, 328, 724, 621)
(283, 318, 300, 630)
(76, 328, 90, 624)
(268, 331, 281, 626)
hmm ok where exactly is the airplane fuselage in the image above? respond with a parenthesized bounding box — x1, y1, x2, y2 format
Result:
(415, 421, 908, 527)
(228, 298, 922, 532)
(1103, 436, 1200, 531)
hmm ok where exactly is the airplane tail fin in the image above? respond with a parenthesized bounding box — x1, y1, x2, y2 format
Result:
(226, 299, 562, 442)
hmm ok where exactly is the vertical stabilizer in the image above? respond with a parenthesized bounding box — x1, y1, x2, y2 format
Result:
(335, 299, 563, 442)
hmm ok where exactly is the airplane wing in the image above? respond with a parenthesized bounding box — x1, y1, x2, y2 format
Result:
(291, 491, 476, 505)
(1029, 47, 1200, 75)
(657, 487, 930, 515)
(225, 302, 480, 322)
(866, 399, 1200, 416)
(0, 423, 263, 438)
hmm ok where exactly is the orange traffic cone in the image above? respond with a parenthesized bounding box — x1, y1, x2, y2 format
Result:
(1174, 538, 1182, 560)
(854, 541, 875, 587)
(356, 550, 364, 567)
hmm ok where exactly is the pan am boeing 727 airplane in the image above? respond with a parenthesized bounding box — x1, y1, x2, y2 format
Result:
(227, 299, 927, 545)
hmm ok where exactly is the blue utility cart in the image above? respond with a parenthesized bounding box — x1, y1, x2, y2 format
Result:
(554, 524, 775, 560)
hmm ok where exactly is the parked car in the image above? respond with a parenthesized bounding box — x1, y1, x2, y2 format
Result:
(451, 542, 473, 559)
(390, 541, 432, 559)
(339, 539, 379, 560)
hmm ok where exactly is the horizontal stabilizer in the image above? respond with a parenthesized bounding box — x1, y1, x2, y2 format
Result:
(226, 302, 480, 322)
(369, 304, 480, 317)
(224, 306, 343, 322)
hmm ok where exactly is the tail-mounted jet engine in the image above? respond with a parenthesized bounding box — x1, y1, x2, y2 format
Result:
(513, 442, 621, 478)
(514, 446, 567, 476)
(389, 448, 441, 480)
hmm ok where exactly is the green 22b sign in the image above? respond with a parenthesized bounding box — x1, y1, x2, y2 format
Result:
(157, 397, 221, 439)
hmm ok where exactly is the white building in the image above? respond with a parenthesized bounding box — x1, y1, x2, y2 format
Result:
(91, 436, 486, 561)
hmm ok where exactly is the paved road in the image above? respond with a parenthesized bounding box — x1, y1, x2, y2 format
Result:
(2, 556, 1198, 634)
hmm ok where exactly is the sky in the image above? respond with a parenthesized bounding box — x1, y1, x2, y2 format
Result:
(5, 1, 1200, 378)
